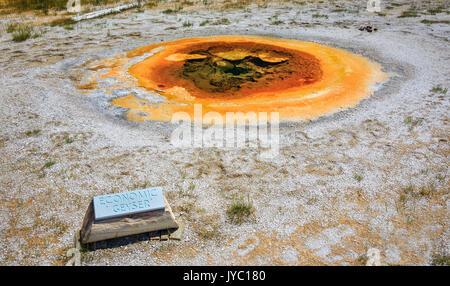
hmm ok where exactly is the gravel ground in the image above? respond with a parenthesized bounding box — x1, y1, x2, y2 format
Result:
(0, 0, 448, 265)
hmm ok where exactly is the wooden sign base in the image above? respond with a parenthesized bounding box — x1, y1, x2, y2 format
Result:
(79, 197, 179, 244)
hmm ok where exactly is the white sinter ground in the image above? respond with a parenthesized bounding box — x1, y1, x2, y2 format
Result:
(0, 0, 448, 265)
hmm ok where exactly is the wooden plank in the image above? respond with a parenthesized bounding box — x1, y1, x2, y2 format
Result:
(80, 197, 178, 244)
(79, 201, 94, 243)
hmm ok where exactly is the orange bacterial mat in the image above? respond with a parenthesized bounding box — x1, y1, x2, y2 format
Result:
(77, 35, 388, 122)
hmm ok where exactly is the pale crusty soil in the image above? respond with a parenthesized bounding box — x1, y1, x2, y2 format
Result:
(0, 0, 448, 265)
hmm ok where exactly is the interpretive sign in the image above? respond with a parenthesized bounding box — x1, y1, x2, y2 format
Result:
(93, 187, 166, 221)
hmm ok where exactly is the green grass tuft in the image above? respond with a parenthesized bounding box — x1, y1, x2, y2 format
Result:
(404, 116, 423, 131)
(271, 20, 284, 25)
(421, 19, 450, 25)
(48, 18, 77, 27)
(7, 23, 19, 33)
(312, 14, 328, 19)
(44, 161, 56, 168)
(398, 10, 419, 18)
(213, 18, 230, 25)
(427, 6, 446, 15)
(354, 174, 363, 182)
(182, 21, 193, 27)
(11, 25, 39, 42)
(25, 129, 41, 136)
(64, 137, 74, 144)
(226, 196, 254, 224)
(431, 86, 448, 94)
(162, 9, 178, 14)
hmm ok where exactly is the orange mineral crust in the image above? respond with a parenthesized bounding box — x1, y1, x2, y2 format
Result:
(79, 36, 388, 122)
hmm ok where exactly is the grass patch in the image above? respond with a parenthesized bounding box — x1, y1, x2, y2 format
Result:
(431, 86, 448, 94)
(307, 197, 318, 205)
(398, 10, 419, 18)
(418, 186, 432, 197)
(354, 174, 363, 182)
(213, 18, 230, 25)
(317, 179, 327, 186)
(312, 14, 328, 19)
(181, 0, 194, 6)
(182, 21, 193, 27)
(436, 173, 446, 182)
(356, 254, 368, 265)
(427, 7, 446, 15)
(4, 0, 67, 12)
(132, 181, 150, 190)
(4, 0, 128, 13)
(64, 137, 74, 144)
(178, 200, 195, 214)
(48, 17, 77, 27)
(199, 20, 209, 26)
(12, 26, 32, 42)
(25, 129, 41, 136)
(399, 193, 408, 205)
(398, 185, 414, 209)
(162, 9, 179, 14)
(195, 217, 221, 240)
(271, 20, 284, 25)
(226, 196, 254, 224)
(145, 0, 160, 8)
(7, 23, 19, 33)
(221, 0, 251, 9)
(44, 161, 56, 168)
(431, 253, 450, 266)
(197, 224, 220, 239)
(400, 184, 435, 203)
(421, 19, 450, 25)
(404, 116, 423, 131)
(8, 24, 41, 42)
